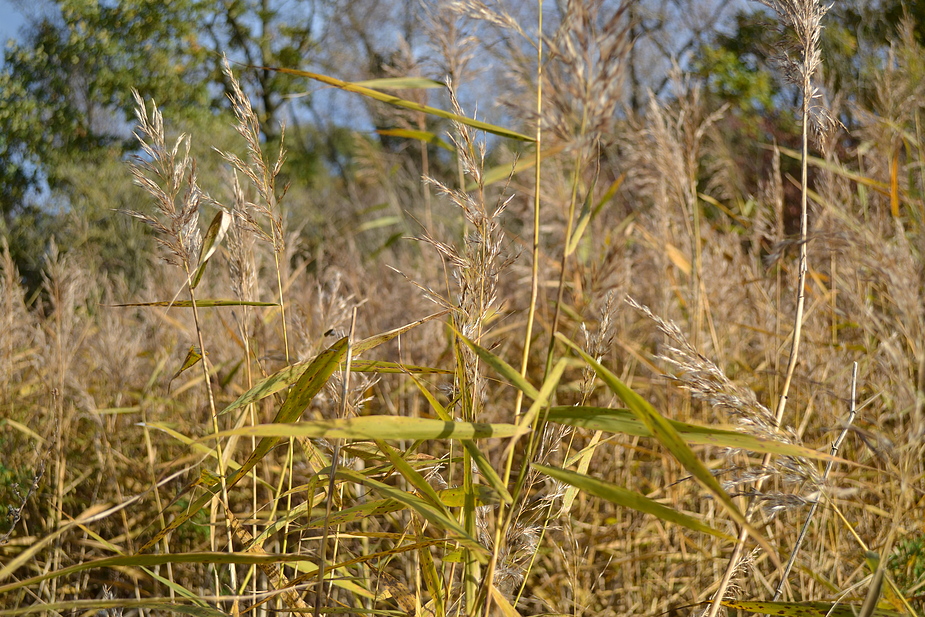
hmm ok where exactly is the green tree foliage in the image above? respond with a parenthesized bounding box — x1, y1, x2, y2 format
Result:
(691, 10, 800, 229)
(0, 0, 326, 290)
(693, 2, 925, 226)
(698, 1, 925, 132)
(0, 1, 212, 195)
(0, 0, 214, 288)
(203, 0, 317, 140)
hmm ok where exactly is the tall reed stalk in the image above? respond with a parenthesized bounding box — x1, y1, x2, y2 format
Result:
(704, 1, 830, 615)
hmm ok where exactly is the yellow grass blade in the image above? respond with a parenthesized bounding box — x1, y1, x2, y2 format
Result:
(515, 359, 566, 434)
(220, 312, 447, 416)
(565, 181, 597, 257)
(353, 310, 449, 355)
(558, 429, 602, 517)
(0, 552, 318, 596)
(376, 128, 455, 152)
(376, 439, 452, 516)
(457, 334, 540, 400)
(775, 145, 890, 194)
(490, 584, 524, 617)
(353, 77, 445, 89)
(262, 65, 534, 142)
(349, 359, 451, 374)
(190, 209, 231, 289)
(0, 599, 228, 616)
(890, 148, 900, 217)
(305, 498, 405, 528)
(168, 345, 205, 384)
(335, 468, 487, 557)
(328, 538, 449, 571)
(405, 371, 514, 504)
(110, 300, 276, 307)
(205, 415, 520, 441)
(470, 143, 567, 190)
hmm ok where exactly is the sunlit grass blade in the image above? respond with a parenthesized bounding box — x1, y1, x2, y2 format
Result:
(0, 599, 230, 617)
(564, 174, 624, 259)
(890, 148, 901, 217)
(405, 371, 513, 504)
(490, 584, 524, 617)
(138, 565, 205, 605)
(219, 311, 444, 418)
(535, 464, 737, 542)
(0, 552, 319, 596)
(248, 476, 324, 544)
(353, 310, 450, 355)
(335, 468, 487, 557)
(547, 406, 852, 464)
(376, 439, 451, 516)
(217, 361, 307, 416)
(328, 538, 450, 571)
(515, 358, 566, 433)
(353, 76, 445, 89)
(305, 498, 406, 528)
(234, 336, 347, 463)
(190, 209, 231, 289)
(0, 526, 70, 584)
(111, 300, 277, 307)
(435, 485, 504, 508)
(138, 422, 243, 472)
(376, 128, 455, 152)
(261, 65, 534, 142)
(205, 415, 520, 441)
(168, 345, 206, 385)
(415, 522, 445, 617)
(301, 485, 501, 530)
(350, 359, 451, 375)
(775, 145, 890, 195)
(357, 214, 402, 232)
(593, 174, 625, 218)
(565, 179, 597, 257)
(470, 143, 567, 190)
(556, 333, 781, 567)
(219, 326, 435, 415)
(461, 438, 514, 504)
(457, 333, 540, 400)
(559, 430, 603, 518)
(719, 600, 906, 617)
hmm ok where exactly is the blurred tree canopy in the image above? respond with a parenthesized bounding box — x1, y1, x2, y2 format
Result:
(0, 0, 322, 289)
(695, 0, 925, 123)
(692, 0, 925, 225)
(1, 0, 924, 291)
(0, 0, 210, 286)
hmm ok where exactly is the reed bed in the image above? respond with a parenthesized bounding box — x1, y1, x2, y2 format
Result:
(1, 1, 924, 617)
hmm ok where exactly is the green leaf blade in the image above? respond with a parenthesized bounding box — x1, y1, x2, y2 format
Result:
(555, 333, 780, 567)
(535, 464, 737, 542)
(138, 338, 348, 553)
(457, 334, 541, 400)
(548, 406, 850, 464)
